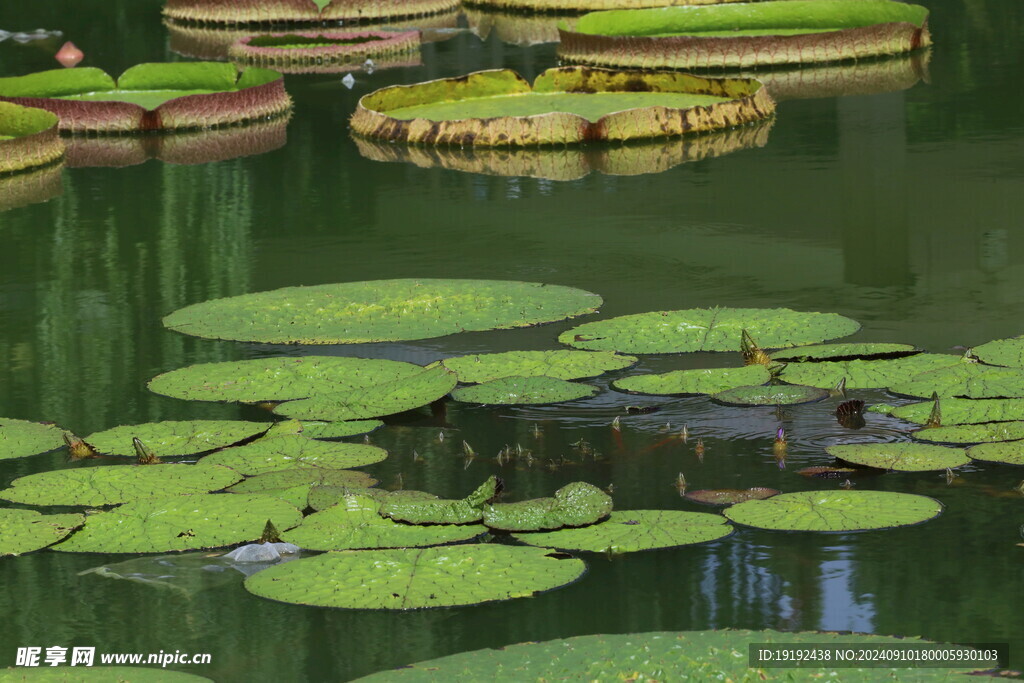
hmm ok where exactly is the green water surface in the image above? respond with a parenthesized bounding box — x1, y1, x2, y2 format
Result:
(58, 89, 220, 109)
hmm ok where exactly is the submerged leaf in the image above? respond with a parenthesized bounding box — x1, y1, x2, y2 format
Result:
(201, 435, 387, 474)
(712, 384, 827, 406)
(613, 365, 770, 396)
(826, 443, 969, 471)
(724, 490, 942, 531)
(511, 510, 732, 553)
(442, 350, 636, 384)
(451, 375, 597, 405)
(0, 509, 84, 556)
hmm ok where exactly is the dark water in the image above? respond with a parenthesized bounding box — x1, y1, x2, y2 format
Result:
(1, 1, 1023, 680)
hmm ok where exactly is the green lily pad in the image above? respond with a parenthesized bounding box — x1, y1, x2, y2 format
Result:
(244, 544, 586, 609)
(511, 510, 732, 553)
(0, 464, 243, 506)
(148, 356, 426, 403)
(283, 494, 485, 551)
(300, 419, 383, 439)
(442, 350, 636, 384)
(483, 482, 612, 531)
(84, 420, 269, 457)
(966, 441, 1024, 466)
(684, 488, 780, 506)
(826, 443, 969, 471)
(227, 467, 378, 494)
(163, 279, 602, 344)
(887, 398, 1024, 425)
(560, 307, 859, 354)
(778, 354, 963, 390)
(973, 335, 1024, 367)
(888, 363, 1024, 399)
(724, 490, 942, 531)
(200, 435, 387, 474)
(0, 417, 69, 460)
(382, 476, 499, 525)
(0, 509, 84, 556)
(613, 365, 770, 396)
(769, 343, 919, 362)
(53, 493, 303, 553)
(912, 422, 1024, 445)
(451, 375, 596, 405)
(308, 486, 438, 511)
(0, 99, 63, 174)
(274, 363, 457, 420)
(712, 384, 827, 406)
(0, 668, 212, 682)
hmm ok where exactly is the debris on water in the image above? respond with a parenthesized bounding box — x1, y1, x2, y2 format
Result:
(836, 399, 866, 429)
(840, 479, 855, 489)
(1, 29, 61, 44)
(224, 542, 299, 563)
(944, 468, 959, 485)
(675, 472, 687, 495)
(363, 58, 375, 73)
(342, 73, 355, 89)
(611, 416, 621, 432)
(55, 41, 83, 67)
(694, 438, 705, 460)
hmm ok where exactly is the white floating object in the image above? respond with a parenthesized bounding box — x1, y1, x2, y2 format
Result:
(342, 73, 355, 89)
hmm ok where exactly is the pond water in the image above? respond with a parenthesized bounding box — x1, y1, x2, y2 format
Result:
(1, 0, 1023, 680)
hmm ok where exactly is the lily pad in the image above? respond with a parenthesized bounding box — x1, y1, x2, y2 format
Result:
(778, 354, 963, 390)
(451, 375, 596, 405)
(724, 490, 942, 531)
(888, 363, 1024, 399)
(163, 279, 601, 344)
(613, 365, 770, 396)
(0, 417, 69, 460)
(283, 494, 485, 550)
(713, 384, 827, 406)
(0, 464, 243, 506)
(227, 468, 378, 494)
(308, 486, 438, 511)
(244, 544, 586, 609)
(443, 350, 636, 384)
(769, 343, 919, 362)
(973, 335, 1024, 367)
(84, 419, 269, 457)
(826, 443, 969, 471)
(0, 101, 64, 174)
(684, 488, 779, 506)
(512, 510, 732, 553)
(275, 363, 457, 420)
(228, 30, 420, 74)
(912, 422, 1024, 445)
(483, 482, 612, 531)
(54, 493, 303, 553)
(0, 509, 84, 556)
(200, 435, 387, 474)
(887, 398, 1024, 425)
(163, 0, 459, 24)
(382, 476, 499, 525)
(0, 669, 212, 681)
(560, 307, 859, 354)
(148, 356, 426, 403)
(966, 442, 1024, 466)
(300, 420, 384, 439)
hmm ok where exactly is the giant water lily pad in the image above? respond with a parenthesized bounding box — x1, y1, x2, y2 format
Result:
(163, 0, 459, 24)
(888, 363, 1024, 399)
(558, 1, 931, 69)
(282, 494, 485, 550)
(826, 443, 969, 471)
(0, 417, 69, 460)
(228, 467, 377, 494)
(0, 101, 64, 174)
(513, 510, 731, 552)
(0, 668, 213, 681)
(244, 544, 586, 609)
(966, 442, 1024, 466)
(613, 365, 770, 396)
(483, 482, 612, 531)
(912, 422, 1024, 445)
(443, 350, 636, 384)
(201, 435, 387, 474)
(84, 419, 269, 457)
(148, 356, 426, 403)
(0, 463, 243, 506)
(0, 63, 290, 133)
(275, 363, 457, 420)
(769, 343, 919, 362)
(560, 307, 859, 354)
(451, 375, 596, 405)
(713, 384, 827, 406)
(778, 354, 963, 390)
(0, 509, 84, 556)
(724, 490, 942, 531)
(228, 30, 421, 74)
(350, 67, 774, 146)
(54, 493, 303, 553)
(164, 279, 601, 344)
(973, 335, 1024, 367)
(887, 398, 1024, 426)
(382, 476, 499, 525)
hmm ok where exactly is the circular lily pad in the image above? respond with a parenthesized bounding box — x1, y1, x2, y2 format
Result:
(888, 398, 1024, 426)
(0, 668, 212, 681)
(200, 435, 388, 474)
(966, 442, 1024, 466)
(54, 493, 303, 553)
(560, 307, 859, 354)
(300, 420, 384, 439)
(163, 279, 601, 344)
(0, 463, 243, 506)
(443, 350, 636, 384)
(84, 419, 269, 457)
(888, 363, 1024, 399)
(613, 365, 770, 396)
(275, 363, 457, 420)
(244, 544, 586, 609)
(351, 67, 773, 146)
(282, 494, 485, 551)
(684, 488, 780, 506)
(769, 343, 919, 362)
(0, 101, 64, 174)
(724, 490, 942, 531)
(778, 354, 962, 390)
(451, 375, 597, 405)
(511, 510, 732, 553)
(0, 509, 84, 556)
(148, 356, 426, 403)
(0, 417, 69, 460)
(826, 443, 969, 471)
(228, 30, 420, 74)
(713, 384, 827, 406)
(973, 336, 1024, 367)
(228, 468, 378, 494)
(483, 482, 612, 532)
(912, 422, 1024, 445)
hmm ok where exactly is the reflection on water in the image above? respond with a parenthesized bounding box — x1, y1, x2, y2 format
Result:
(0, 163, 64, 212)
(464, 8, 578, 46)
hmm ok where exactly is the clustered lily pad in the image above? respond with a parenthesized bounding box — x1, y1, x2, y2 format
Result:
(512, 510, 732, 553)
(200, 435, 388, 474)
(613, 365, 770, 396)
(912, 422, 1024, 445)
(0, 417, 69, 460)
(451, 375, 596, 405)
(483, 482, 612, 531)
(84, 419, 269, 456)
(884, 398, 1024, 426)
(0, 101, 64, 174)
(778, 354, 962, 390)
(826, 442, 969, 471)
(888, 363, 1024, 399)
(443, 349, 636, 384)
(724, 490, 942, 531)
(712, 383, 827, 406)
(0, 509, 84, 556)
(228, 31, 420, 74)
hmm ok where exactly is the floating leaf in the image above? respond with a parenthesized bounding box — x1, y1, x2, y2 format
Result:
(451, 375, 596, 405)
(381, 476, 499, 524)
(0, 464, 242, 506)
(0, 509, 84, 556)
(483, 482, 612, 531)
(973, 335, 1024, 367)
(164, 279, 602, 344)
(300, 420, 383, 439)
(912, 422, 1024, 445)
(684, 488, 780, 505)
(308, 486, 437, 512)
(712, 384, 827, 406)
(201, 435, 387, 474)
(442, 350, 636, 384)
(778, 354, 962, 390)
(227, 468, 377, 494)
(84, 420, 269, 457)
(887, 398, 1024, 426)
(0, 417, 69, 460)
(244, 544, 586, 609)
(613, 365, 770, 396)
(54, 493, 303, 553)
(889, 363, 1024, 399)
(511, 510, 732, 553)
(769, 343, 919, 362)
(826, 443, 969, 471)
(275, 363, 457, 420)
(725, 490, 942, 531)
(966, 442, 1024, 466)
(282, 494, 485, 550)
(560, 307, 859, 354)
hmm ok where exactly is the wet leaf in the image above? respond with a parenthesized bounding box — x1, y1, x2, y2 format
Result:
(381, 476, 499, 524)
(227, 468, 377, 494)
(84, 420, 269, 457)
(725, 490, 942, 531)
(0, 417, 69, 460)
(886, 398, 1024, 425)
(442, 350, 636, 384)
(0, 509, 84, 556)
(973, 335, 1024, 367)
(613, 365, 770, 396)
(511, 510, 732, 553)
(966, 441, 1024, 466)
(713, 383, 828, 406)
(778, 354, 962, 390)
(769, 343, 919, 362)
(243, 544, 586, 609)
(684, 488, 780, 505)
(826, 443, 969, 471)
(299, 419, 383, 439)
(483, 482, 612, 531)
(451, 375, 596, 405)
(889, 363, 1024, 399)
(200, 435, 387, 474)
(308, 486, 437, 512)
(913, 422, 1024, 445)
